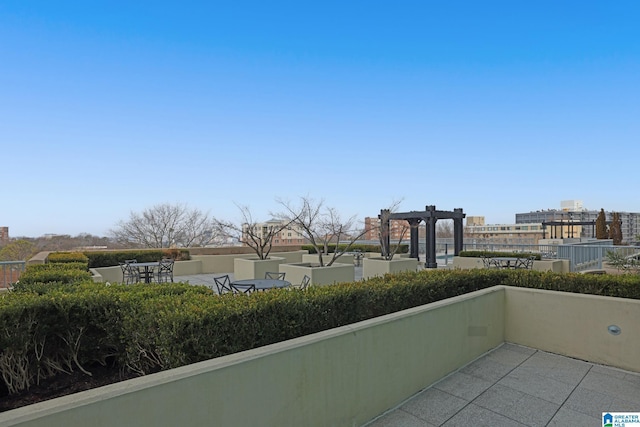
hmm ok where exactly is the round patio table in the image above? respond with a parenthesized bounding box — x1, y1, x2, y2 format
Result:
(231, 279, 291, 291)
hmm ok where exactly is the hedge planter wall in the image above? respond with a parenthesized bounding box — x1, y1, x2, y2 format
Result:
(362, 257, 419, 280)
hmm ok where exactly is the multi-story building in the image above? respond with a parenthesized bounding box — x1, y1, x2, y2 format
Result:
(0, 227, 9, 245)
(241, 219, 306, 246)
(463, 216, 549, 245)
(516, 200, 640, 244)
(363, 217, 425, 242)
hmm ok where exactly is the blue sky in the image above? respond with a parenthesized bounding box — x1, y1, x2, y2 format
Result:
(2, 1, 639, 237)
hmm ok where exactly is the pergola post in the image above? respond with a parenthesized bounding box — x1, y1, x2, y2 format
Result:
(425, 205, 438, 268)
(453, 208, 464, 255)
(408, 218, 421, 259)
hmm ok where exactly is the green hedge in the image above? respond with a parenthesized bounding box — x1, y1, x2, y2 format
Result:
(47, 252, 89, 264)
(2, 269, 640, 396)
(458, 250, 541, 260)
(81, 249, 191, 268)
(18, 263, 92, 285)
(302, 243, 408, 254)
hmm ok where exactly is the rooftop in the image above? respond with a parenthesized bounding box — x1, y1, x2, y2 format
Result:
(366, 343, 640, 427)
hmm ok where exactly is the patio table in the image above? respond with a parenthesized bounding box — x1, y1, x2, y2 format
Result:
(129, 262, 160, 283)
(491, 257, 520, 269)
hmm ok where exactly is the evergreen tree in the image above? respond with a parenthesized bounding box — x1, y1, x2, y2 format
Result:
(610, 212, 623, 245)
(595, 208, 608, 239)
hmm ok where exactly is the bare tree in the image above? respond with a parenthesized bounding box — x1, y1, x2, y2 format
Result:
(378, 200, 409, 260)
(110, 203, 220, 248)
(216, 204, 295, 259)
(436, 220, 454, 238)
(277, 197, 369, 266)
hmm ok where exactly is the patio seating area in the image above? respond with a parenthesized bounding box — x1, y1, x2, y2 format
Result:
(174, 264, 364, 293)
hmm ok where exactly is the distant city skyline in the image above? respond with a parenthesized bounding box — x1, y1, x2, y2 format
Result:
(2, 1, 639, 237)
(3, 199, 636, 239)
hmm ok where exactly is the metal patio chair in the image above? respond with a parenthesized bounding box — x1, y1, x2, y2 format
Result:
(214, 275, 233, 294)
(291, 275, 310, 290)
(156, 259, 174, 283)
(265, 272, 286, 280)
(231, 282, 256, 295)
(119, 262, 139, 285)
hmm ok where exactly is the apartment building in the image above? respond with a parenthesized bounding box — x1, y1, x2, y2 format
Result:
(516, 200, 640, 243)
(464, 216, 549, 245)
(0, 227, 8, 245)
(241, 219, 306, 246)
(363, 217, 425, 241)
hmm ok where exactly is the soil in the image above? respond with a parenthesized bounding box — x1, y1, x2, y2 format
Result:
(0, 365, 138, 413)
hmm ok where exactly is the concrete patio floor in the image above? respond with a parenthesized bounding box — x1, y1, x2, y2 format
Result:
(364, 343, 640, 427)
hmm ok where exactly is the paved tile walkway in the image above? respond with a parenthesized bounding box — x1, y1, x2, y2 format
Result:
(364, 343, 640, 426)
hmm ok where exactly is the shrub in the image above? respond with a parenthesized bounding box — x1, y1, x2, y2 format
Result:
(47, 252, 89, 264)
(458, 250, 541, 260)
(302, 243, 408, 254)
(18, 263, 92, 285)
(82, 249, 190, 268)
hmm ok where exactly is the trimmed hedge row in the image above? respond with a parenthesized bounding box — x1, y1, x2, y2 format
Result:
(47, 252, 89, 264)
(458, 250, 541, 260)
(81, 249, 190, 268)
(18, 263, 92, 285)
(302, 243, 409, 254)
(2, 269, 640, 396)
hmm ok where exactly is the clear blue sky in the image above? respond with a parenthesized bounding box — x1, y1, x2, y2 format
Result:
(2, 1, 639, 237)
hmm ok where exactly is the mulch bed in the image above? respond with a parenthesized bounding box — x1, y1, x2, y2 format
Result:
(0, 366, 139, 413)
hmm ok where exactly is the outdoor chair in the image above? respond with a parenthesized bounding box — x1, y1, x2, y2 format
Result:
(214, 275, 232, 294)
(291, 275, 310, 290)
(124, 259, 137, 264)
(516, 256, 536, 270)
(156, 258, 174, 283)
(119, 262, 139, 285)
(231, 283, 256, 295)
(265, 272, 286, 280)
(481, 256, 501, 269)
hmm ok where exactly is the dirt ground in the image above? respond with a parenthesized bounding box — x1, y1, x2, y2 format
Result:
(0, 366, 138, 413)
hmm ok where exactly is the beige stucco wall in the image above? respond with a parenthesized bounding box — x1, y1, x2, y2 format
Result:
(233, 257, 285, 280)
(301, 253, 355, 266)
(192, 250, 306, 273)
(0, 287, 505, 427)
(504, 287, 640, 372)
(279, 262, 355, 286)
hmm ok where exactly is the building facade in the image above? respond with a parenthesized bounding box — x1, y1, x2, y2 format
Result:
(463, 216, 550, 245)
(241, 219, 307, 246)
(0, 227, 8, 245)
(363, 217, 426, 242)
(516, 200, 640, 244)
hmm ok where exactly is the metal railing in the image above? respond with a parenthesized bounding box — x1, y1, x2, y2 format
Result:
(0, 261, 26, 288)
